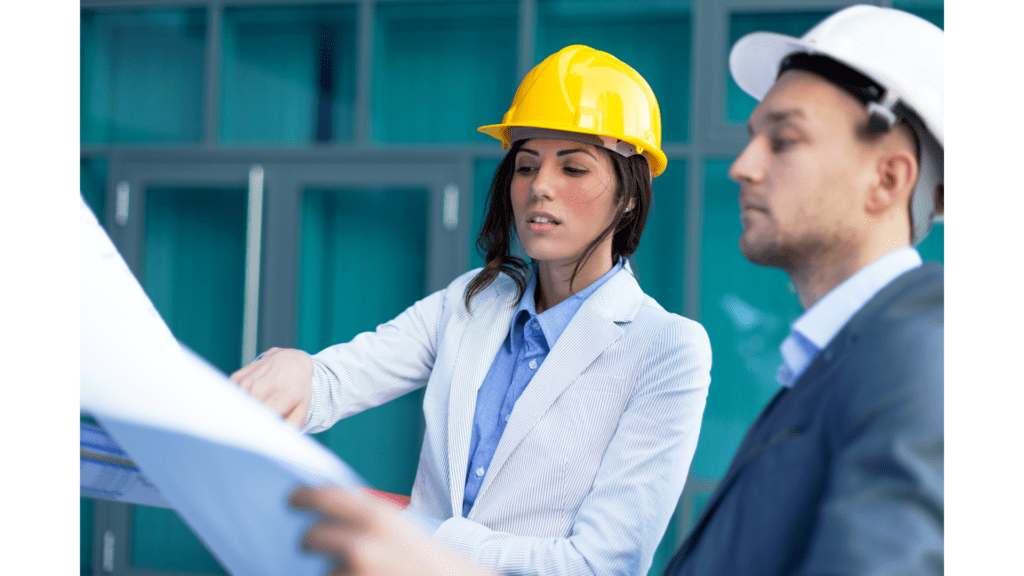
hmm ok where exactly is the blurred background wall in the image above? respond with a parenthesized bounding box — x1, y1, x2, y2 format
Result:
(79, 0, 943, 574)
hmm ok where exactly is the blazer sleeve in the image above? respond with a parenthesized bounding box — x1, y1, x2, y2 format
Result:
(797, 317, 944, 575)
(301, 283, 449, 434)
(432, 316, 712, 576)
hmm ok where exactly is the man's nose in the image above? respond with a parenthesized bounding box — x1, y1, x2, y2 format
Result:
(729, 138, 765, 185)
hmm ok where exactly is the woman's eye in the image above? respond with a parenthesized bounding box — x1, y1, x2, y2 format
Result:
(515, 165, 536, 174)
(563, 165, 587, 175)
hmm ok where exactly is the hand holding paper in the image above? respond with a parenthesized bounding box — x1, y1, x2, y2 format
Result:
(230, 346, 314, 428)
(290, 486, 494, 576)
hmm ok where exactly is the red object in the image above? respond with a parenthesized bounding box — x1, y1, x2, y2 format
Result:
(362, 488, 411, 508)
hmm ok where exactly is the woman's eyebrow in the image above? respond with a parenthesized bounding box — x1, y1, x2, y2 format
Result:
(556, 148, 595, 160)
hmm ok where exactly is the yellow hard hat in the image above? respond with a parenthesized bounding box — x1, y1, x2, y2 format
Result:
(479, 45, 667, 177)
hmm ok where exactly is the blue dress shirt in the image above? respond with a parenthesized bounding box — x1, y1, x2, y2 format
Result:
(462, 259, 624, 517)
(777, 247, 923, 387)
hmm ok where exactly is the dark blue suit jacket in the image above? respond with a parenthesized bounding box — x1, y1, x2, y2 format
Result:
(666, 263, 943, 576)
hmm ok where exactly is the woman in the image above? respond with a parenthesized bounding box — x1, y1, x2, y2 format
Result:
(234, 45, 711, 576)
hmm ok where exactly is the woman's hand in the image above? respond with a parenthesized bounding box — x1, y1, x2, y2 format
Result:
(230, 347, 313, 428)
(290, 486, 494, 576)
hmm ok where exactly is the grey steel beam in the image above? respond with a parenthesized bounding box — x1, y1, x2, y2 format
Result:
(203, 1, 223, 147)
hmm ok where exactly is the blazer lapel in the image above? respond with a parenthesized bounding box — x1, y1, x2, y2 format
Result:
(445, 276, 518, 515)
(475, 268, 644, 501)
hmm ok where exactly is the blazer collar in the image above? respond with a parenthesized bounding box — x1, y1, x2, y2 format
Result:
(445, 265, 646, 515)
(470, 265, 645, 509)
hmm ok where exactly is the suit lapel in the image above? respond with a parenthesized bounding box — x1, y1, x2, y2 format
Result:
(446, 276, 518, 515)
(474, 268, 644, 501)
(673, 266, 942, 567)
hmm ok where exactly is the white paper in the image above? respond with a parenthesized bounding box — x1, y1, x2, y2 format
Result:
(80, 422, 169, 508)
(80, 197, 366, 576)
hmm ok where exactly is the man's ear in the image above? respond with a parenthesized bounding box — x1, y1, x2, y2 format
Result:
(866, 150, 917, 216)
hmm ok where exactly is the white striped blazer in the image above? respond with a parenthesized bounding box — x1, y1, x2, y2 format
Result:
(303, 265, 712, 576)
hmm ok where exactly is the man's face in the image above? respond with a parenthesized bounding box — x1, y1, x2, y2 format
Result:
(729, 69, 876, 271)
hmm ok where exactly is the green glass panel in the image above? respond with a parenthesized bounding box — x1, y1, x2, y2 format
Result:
(694, 159, 802, 480)
(221, 6, 357, 144)
(633, 161, 688, 315)
(298, 188, 429, 494)
(132, 186, 247, 573)
(142, 187, 247, 374)
(80, 157, 108, 223)
(648, 510, 676, 576)
(893, 0, 944, 28)
(131, 506, 226, 573)
(470, 157, 504, 270)
(726, 11, 832, 124)
(372, 2, 517, 143)
(80, 8, 206, 143)
(917, 222, 944, 263)
(688, 490, 712, 532)
(537, 0, 692, 143)
(80, 497, 93, 576)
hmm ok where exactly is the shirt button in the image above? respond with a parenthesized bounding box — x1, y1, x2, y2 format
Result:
(529, 360, 537, 370)
(476, 467, 485, 477)
(504, 414, 509, 422)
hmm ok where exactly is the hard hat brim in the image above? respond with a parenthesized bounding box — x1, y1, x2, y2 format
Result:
(729, 31, 810, 102)
(477, 122, 668, 178)
(730, 29, 944, 148)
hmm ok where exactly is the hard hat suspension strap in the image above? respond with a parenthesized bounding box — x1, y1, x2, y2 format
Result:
(866, 91, 900, 133)
(509, 126, 643, 160)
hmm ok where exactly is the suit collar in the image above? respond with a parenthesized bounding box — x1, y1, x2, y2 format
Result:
(677, 263, 943, 561)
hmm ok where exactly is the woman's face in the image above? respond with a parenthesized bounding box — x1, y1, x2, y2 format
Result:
(510, 138, 621, 269)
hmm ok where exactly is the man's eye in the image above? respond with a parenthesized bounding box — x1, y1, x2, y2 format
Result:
(770, 137, 795, 153)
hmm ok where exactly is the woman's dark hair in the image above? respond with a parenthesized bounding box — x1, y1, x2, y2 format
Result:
(463, 139, 653, 312)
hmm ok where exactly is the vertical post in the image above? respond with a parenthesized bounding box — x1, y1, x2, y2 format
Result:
(241, 165, 265, 367)
(92, 500, 130, 576)
(685, 0, 713, 323)
(204, 0, 223, 147)
(517, 0, 536, 82)
(355, 0, 374, 145)
(115, 181, 130, 227)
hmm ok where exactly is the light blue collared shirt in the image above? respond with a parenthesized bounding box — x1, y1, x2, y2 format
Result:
(776, 247, 923, 387)
(462, 259, 624, 518)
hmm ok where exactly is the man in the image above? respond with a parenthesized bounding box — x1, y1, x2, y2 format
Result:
(289, 5, 944, 575)
(662, 4, 944, 575)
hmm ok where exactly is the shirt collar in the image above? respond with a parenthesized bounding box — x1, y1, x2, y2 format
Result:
(777, 247, 922, 386)
(793, 247, 922, 349)
(510, 258, 624, 348)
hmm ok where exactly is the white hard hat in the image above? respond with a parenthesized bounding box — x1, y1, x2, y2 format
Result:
(729, 4, 943, 244)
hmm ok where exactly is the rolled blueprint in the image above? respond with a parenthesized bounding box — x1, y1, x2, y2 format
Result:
(80, 196, 366, 576)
